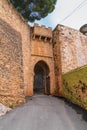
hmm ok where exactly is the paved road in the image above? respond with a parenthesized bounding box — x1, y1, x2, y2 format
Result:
(0, 95, 87, 130)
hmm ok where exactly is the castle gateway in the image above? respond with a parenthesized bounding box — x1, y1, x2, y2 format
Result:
(0, 0, 63, 106)
(26, 24, 56, 96)
(0, 0, 87, 106)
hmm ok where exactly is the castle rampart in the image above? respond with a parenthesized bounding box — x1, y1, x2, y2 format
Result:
(53, 25, 87, 74)
(0, 0, 87, 107)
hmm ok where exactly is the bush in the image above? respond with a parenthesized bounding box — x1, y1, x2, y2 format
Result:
(9, 103, 14, 109)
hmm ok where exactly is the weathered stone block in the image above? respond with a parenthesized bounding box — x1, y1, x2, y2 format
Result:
(34, 23, 52, 38)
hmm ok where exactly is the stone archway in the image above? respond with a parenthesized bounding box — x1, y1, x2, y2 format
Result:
(34, 61, 50, 95)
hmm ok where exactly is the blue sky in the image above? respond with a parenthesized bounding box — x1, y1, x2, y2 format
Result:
(29, 0, 87, 30)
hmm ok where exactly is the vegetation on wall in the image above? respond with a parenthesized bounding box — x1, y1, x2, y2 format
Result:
(10, 0, 57, 22)
(63, 65, 87, 109)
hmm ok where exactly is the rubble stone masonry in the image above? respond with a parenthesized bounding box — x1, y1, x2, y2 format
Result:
(0, 0, 87, 106)
(0, 0, 31, 106)
(53, 25, 87, 74)
(30, 24, 55, 96)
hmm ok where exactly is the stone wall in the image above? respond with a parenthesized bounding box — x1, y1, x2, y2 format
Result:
(30, 24, 56, 95)
(1, 0, 87, 104)
(0, 19, 24, 106)
(0, 0, 31, 106)
(31, 24, 53, 57)
(53, 28, 63, 96)
(53, 25, 87, 74)
(33, 24, 52, 38)
(53, 24, 87, 96)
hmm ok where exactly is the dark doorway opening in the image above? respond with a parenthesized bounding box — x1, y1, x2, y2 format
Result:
(34, 61, 50, 95)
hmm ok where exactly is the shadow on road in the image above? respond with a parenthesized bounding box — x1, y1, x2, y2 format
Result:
(26, 95, 87, 122)
(57, 97, 87, 122)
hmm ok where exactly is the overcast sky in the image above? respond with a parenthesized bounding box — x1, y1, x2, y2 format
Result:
(30, 0, 87, 30)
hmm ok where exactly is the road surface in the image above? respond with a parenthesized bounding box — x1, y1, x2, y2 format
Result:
(0, 95, 87, 130)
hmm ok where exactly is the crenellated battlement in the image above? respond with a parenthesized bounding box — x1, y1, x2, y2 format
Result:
(32, 24, 52, 43)
(34, 23, 52, 38)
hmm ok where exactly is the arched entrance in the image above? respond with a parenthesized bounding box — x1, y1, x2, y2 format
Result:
(34, 61, 50, 95)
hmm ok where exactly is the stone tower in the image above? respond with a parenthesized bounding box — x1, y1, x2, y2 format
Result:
(28, 24, 56, 96)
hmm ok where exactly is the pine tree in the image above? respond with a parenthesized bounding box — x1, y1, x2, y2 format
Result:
(10, 0, 57, 22)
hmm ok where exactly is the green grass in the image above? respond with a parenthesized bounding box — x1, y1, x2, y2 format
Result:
(62, 65, 87, 109)
(63, 65, 87, 85)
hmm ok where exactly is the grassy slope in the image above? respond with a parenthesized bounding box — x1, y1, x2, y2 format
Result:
(63, 65, 87, 109)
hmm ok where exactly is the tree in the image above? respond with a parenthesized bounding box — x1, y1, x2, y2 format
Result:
(10, 0, 57, 22)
